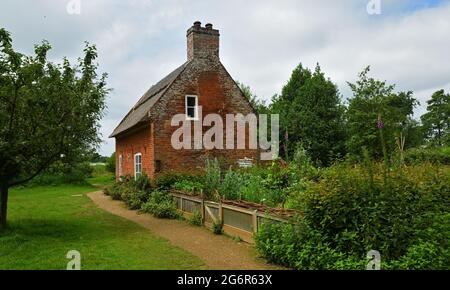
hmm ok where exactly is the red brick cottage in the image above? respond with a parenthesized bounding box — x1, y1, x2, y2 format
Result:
(110, 22, 259, 179)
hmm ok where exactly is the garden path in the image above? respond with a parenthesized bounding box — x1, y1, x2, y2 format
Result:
(87, 191, 283, 270)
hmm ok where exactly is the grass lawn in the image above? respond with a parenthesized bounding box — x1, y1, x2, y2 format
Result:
(0, 182, 205, 269)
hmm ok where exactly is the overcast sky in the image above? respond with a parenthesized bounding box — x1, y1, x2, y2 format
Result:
(1, 0, 449, 156)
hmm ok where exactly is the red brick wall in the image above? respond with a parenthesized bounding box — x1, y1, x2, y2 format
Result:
(115, 123, 155, 180)
(149, 59, 259, 175)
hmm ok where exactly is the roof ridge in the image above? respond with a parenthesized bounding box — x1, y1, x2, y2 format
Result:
(109, 61, 190, 138)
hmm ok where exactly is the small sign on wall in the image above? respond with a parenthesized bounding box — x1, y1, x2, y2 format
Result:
(237, 157, 253, 168)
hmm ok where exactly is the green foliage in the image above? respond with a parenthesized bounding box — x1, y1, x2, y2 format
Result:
(257, 161, 450, 269)
(218, 168, 247, 200)
(155, 172, 203, 190)
(134, 173, 152, 192)
(89, 151, 107, 163)
(203, 158, 221, 199)
(421, 89, 450, 146)
(239, 174, 271, 204)
(188, 210, 203, 226)
(404, 146, 450, 165)
(212, 220, 223, 235)
(30, 161, 93, 185)
(141, 190, 179, 219)
(270, 63, 346, 166)
(173, 180, 203, 193)
(104, 174, 151, 209)
(105, 152, 116, 174)
(346, 67, 419, 159)
(0, 28, 108, 227)
(0, 28, 108, 187)
(236, 81, 269, 114)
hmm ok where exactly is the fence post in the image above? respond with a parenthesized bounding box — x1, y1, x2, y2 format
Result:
(200, 189, 205, 224)
(218, 200, 223, 224)
(180, 196, 184, 212)
(252, 210, 258, 233)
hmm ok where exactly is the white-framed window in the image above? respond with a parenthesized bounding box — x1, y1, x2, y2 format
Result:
(134, 153, 142, 180)
(118, 154, 123, 177)
(185, 95, 198, 120)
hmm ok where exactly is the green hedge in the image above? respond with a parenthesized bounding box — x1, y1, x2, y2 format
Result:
(255, 162, 450, 269)
(404, 146, 450, 165)
(104, 174, 179, 219)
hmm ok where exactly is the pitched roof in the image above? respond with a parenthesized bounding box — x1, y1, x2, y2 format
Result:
(109, 62, 189, 138)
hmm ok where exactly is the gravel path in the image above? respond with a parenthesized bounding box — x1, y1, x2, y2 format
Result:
(87, 191, 282, 270)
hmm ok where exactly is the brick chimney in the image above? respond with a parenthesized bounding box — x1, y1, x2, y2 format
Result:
(187, 21, 220, 61)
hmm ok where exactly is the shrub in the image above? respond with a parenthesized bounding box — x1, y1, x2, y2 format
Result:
(105, 152, 116, 174)
(404, 147, 450, 165)
(123, 190, 149, 210)
(239, 175, 271, 204)
(212, 220, 223, 235)
(204, 158, 221, 199)
(155, 172, 203, 190)
(173, 179, 203, 193)
(104, 174, 151, 209)
(188, 210, 203, 226)
(256, 161, 450, 269)
(133, 173, 152, 192)
(30, 161, 93, 185)
(218, 168, 247, 200)
(255, 218, 366, 270)
(141, 190, 179, 219)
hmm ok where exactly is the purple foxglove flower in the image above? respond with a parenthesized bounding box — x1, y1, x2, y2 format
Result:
(377, 113, 383, 129)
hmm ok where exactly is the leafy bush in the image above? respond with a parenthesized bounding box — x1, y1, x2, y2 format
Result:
(239, 175, 271, 204)
(173, 179, 203, 193)
(105, 152, 116, 174)
(255, 162, 450, 269)
(155, 172, 203, 190)
(188, 210, 203, 226)
(141, 190, 179, 219)
(212, 220, 223, 235)
(404, 147, 450, 165)
(218, 168, 247, 200)
(255, 219, 366, 270)
(133, 173, 152, 192)
(103, 174, 151, 209)
(203, 158, 221, 199)
(30, 161, 93, 185)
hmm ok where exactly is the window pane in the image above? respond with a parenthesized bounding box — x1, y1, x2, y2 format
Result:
(187, 96, 196, 107)
(187, 107, 195, 118)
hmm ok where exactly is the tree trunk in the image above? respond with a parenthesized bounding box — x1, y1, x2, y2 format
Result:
(0, 183, 8, 230)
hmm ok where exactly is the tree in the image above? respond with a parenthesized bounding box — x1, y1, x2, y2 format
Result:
(236, 81, 269, 114)
(421, 89, 450, 146)
(270, 63, 346, 166)
(105, 152, 116, 174)
(346, 67, 418, 159)
(0, 28, 108, 229)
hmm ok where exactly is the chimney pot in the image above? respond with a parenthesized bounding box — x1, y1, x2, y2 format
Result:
(187, 21, 219, 61)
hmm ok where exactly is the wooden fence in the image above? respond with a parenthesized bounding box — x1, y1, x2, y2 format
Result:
(170, 191, 292, 243)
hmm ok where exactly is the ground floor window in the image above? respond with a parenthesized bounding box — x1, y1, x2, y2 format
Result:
(134, 153, 142, 179)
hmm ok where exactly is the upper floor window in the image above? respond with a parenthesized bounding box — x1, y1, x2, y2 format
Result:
(134, 153, 142, 180)
(185, 95, 198, 120)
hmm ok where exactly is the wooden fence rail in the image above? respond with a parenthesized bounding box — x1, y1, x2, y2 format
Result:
(170, 191, 290, 243)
